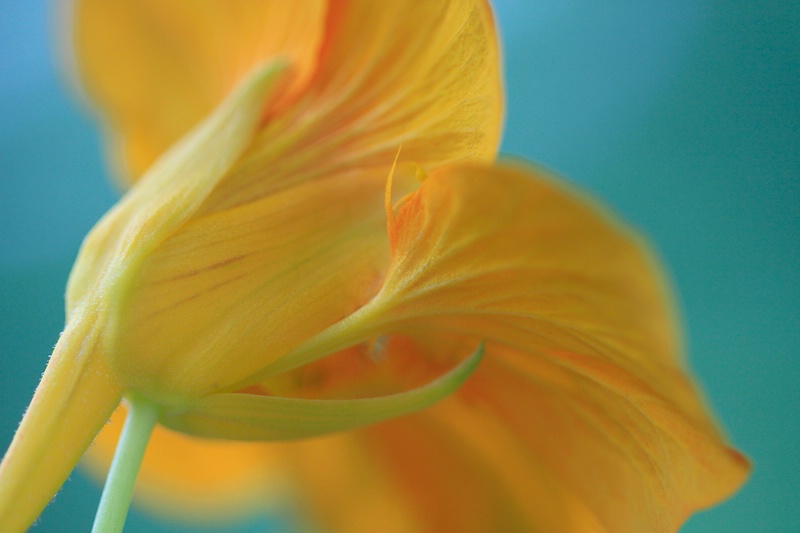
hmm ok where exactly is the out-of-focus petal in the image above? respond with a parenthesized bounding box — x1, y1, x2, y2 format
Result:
(83, 407, 293, 523)
(288, 162, 749, 532)
(358, 346, 748, 532)
(86, 416, 426, 532)
(70, 0, 327, 183)
(0, 314, 124, 532)
(286, 433, 426, 533)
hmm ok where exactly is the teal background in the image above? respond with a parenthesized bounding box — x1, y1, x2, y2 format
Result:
(1, 1, 797, 531)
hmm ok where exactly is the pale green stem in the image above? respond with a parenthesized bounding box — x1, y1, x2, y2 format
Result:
(91, 395, 159, 533)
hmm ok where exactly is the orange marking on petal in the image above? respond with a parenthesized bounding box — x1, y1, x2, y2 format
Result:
(385, 145, 403, 254)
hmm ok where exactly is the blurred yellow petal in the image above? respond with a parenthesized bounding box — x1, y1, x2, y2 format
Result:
(88, 417, 427, 532)
(287, 433, 426, 533)
(0, 314, 123, 532)
(70, 0, 327, 183)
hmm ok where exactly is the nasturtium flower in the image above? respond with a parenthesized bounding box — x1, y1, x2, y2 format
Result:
(0, 1, 748, 532)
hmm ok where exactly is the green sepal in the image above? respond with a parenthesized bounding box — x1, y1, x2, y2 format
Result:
(161, 343, 485, 441)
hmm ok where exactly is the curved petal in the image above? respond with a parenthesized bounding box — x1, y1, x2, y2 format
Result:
(69, 0, 327, 183)
(77, 164, 748, 532)
(83, 408, 292, 523)
(355, 348, 746, 533)
(72, 157, 752, 533)
(301, 162, 748, 532)
(315, 0, 502, 166)
(0, 313, 124, 533)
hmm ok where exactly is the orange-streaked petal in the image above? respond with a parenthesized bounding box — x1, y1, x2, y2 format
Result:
(73, 156, 751, 533)
(377, 163, 749, 531)
(105, 169, 391, 402)
(355, 348, 746, 533)
(149, 0, 503, 213)
(83, 407, 293, 523)
(0, 313, 124, 533)
(69, 0, 327, 183)
(284, 162, 748, 532)
(382, 162, 705, 418)
(66, 60, 289, 317)
(62, 62, 351, 404)
(314, 0, 502, 167)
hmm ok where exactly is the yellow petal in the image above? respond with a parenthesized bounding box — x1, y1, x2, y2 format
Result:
(104, 169, 391, 403)
(298, 162, 749, 532)
(0, 313, 124, 533)
(65, 61, 312, 404)
(72, 0, 502, 204)
(208, 0, 502, 210)
(66, 59, 290, 315)
(397, 163, 749, 530)
(70, 0, 327, 183)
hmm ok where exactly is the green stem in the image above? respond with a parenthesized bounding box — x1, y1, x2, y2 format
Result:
(91, 395, 159, 533)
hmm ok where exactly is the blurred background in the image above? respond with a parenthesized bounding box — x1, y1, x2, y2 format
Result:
(1, 0, 797, 531)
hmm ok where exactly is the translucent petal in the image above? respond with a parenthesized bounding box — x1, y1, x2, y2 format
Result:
(328, 162, 749, 531)
(62, 62, 331, 403)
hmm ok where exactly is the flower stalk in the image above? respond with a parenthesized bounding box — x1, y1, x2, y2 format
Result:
(91, 395, 159, 533)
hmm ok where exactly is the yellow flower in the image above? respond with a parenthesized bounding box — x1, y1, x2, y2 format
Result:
(0, 1, 748, 532)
